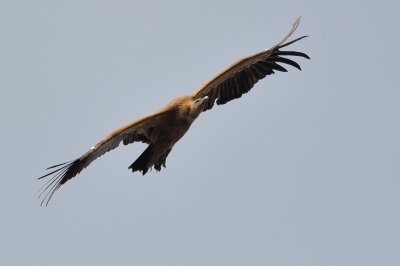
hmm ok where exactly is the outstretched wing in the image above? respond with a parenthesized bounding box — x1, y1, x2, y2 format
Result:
(191, 17, 310, 111)
(38, 110, 170, 206)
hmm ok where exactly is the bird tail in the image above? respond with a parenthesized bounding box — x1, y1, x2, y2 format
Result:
(128, 146, 151, 175)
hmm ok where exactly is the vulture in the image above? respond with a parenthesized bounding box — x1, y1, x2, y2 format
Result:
(39, 17, 310, 205)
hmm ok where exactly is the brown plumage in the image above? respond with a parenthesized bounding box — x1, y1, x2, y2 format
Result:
(38, 17, 310, 205)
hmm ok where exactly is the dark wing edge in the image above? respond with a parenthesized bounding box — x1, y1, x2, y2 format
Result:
(191, 17, 310, 111)
(38, 111, 168, 206)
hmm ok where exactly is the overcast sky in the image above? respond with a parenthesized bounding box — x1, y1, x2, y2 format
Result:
(2, 0, 399, 265)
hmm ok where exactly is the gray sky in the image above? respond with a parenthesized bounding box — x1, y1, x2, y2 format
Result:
(2, 0, 399, 265)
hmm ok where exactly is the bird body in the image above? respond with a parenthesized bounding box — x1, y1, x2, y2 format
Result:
(127, 95, 209, 174)
(39, 18, 309, 205)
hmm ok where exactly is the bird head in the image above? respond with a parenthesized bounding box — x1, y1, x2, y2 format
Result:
(189, 96, 209, 119)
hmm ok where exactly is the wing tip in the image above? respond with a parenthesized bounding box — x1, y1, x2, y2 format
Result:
(277, 35, 309, 50)
(294, 16, 301, 28)
(43, 161, 73, 171)
(38, 160, 77, 206)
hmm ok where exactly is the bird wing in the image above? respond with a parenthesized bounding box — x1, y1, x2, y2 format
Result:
(190, 17, 310, 111)
(38, 110, 170, 206)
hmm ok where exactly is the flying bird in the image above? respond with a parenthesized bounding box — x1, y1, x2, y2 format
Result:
(39, 17, 309, 205)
